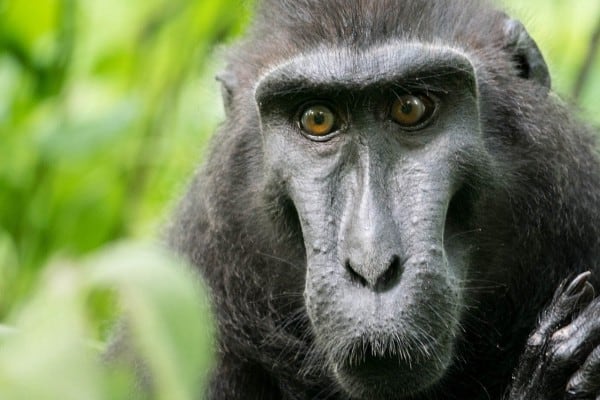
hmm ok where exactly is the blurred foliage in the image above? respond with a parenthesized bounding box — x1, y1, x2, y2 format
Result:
(0, 0, 253, 312)
(0, 0, 250, 397)
(0, 0, 598, 398)
(0, 243, 214, 399)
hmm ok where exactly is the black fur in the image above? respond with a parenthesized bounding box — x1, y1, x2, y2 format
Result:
(168, 0, 600, 398)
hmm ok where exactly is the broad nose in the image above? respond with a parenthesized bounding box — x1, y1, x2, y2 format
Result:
(339, 181, 403, 291)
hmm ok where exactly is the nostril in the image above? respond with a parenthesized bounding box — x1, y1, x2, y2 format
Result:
(344, 256, 403, 291)
(345, 260, 369, 287)
(374, 255, 402, 292)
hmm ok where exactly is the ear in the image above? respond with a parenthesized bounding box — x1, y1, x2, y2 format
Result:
(503, 19, 551, 90)
(216, 68, 237, 116)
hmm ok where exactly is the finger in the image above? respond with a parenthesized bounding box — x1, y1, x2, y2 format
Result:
(513, 273, 595, 388)
(546, 297, 600, 375)
(524, 272, 594, 356)
(566, 346, 600, 399)
(536, 272, 594, 345)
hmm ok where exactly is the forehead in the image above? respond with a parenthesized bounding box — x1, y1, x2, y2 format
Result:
(253, 0, 501, 48)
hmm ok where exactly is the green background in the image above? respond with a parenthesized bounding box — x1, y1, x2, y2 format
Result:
(0, 0, 598, 398)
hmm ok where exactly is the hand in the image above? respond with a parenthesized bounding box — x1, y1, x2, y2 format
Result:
(508, 272, 600, 399)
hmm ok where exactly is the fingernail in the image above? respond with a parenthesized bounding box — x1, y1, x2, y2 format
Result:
(566, 271, 592, 296)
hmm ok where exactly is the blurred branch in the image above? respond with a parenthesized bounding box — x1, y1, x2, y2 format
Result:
(0, 0, 76, 97)
(573, 13, 600, 101)
(138, 2, 185, 43)
(0, 37, 41, 76)
(43, 0, 76, 96)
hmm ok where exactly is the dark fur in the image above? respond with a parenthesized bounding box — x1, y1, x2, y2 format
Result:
(168, 0, 600, 398)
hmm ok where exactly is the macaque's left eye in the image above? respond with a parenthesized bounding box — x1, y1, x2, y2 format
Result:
(390, 94, 435, 128)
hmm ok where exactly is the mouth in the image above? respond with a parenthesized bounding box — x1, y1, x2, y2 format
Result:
(337, 346, 405, 383)
(329, 332, 454, 399)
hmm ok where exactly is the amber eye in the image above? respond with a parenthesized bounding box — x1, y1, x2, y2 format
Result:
(391, 94, 435, 128)
(300, 105, 336, 136)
